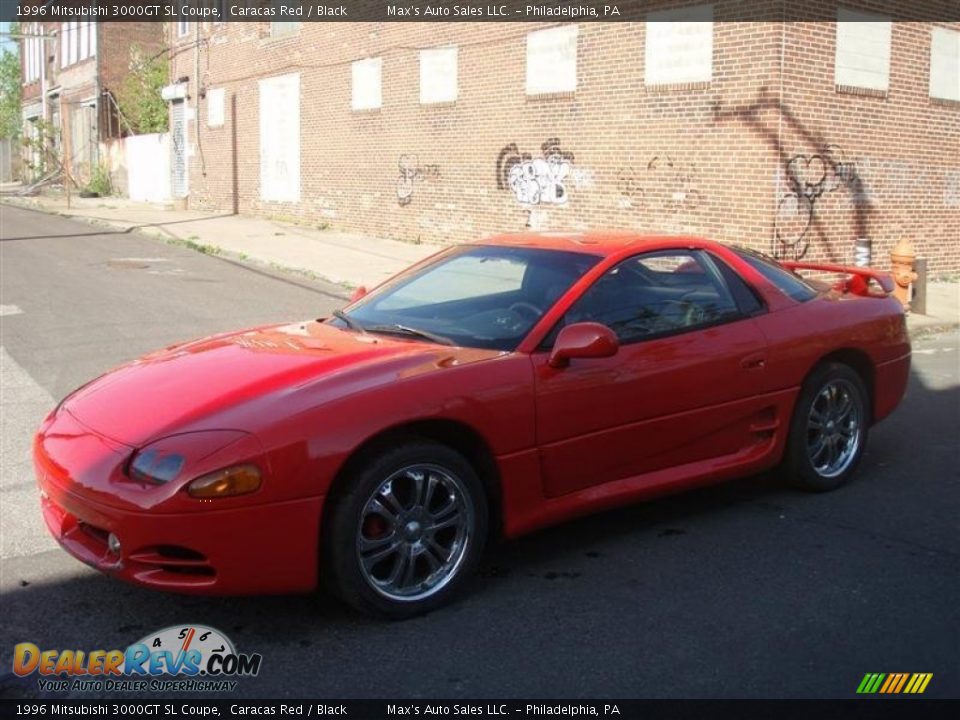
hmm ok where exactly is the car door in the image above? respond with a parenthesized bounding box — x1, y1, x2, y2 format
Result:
(532, 248, 773, 498)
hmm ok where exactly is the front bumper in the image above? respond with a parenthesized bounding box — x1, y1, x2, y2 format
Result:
(35, 448, 324, 596)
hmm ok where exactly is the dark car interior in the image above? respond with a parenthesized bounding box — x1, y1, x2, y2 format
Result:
(549, 252, 741, 344)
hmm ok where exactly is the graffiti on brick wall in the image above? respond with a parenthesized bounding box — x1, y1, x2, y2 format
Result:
(854, 157, 957, 208)
(775, 145, 858, 258)
(646, 155, 702, 213)
(615, 155, 701, 214)
(396, 154, 441, 207)
(775, 146, 960, 258)
(496, 138, 574, 205)
(616, 167, 644, 205)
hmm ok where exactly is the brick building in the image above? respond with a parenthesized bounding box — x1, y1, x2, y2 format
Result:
(19, 19, 164, 184)
(168, 3, 960, 272)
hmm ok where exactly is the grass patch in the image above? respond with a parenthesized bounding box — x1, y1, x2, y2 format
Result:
(169, 235, 223, 256)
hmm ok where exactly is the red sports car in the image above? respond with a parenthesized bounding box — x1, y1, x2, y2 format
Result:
(34, 233, 910, 618)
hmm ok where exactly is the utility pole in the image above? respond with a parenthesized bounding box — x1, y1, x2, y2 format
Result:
(63, 95, 71, 210)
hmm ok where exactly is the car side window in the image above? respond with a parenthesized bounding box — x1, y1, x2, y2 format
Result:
(732, 247, 818, 303)
(555, 250, 743, 345)
(710, 254, 766, 316)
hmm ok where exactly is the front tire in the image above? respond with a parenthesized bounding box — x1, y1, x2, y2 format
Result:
(324, 440, 488, 619)
(785, 362, 870, 492)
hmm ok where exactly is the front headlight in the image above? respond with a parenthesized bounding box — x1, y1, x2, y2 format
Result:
(187, 464, 262, 498)
(129, 448, 185, 484)
(125, 431, 265, 500)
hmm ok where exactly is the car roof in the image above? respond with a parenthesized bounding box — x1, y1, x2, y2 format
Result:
(472, 231, 722, 257)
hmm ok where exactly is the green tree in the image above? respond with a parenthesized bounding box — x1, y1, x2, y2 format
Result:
(116, 45, 168, 135)
(0, 48, 21, 139)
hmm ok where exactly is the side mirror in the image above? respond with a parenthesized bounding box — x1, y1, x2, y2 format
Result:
(349, 286, 368, 303)
(548, 322, 619, 369)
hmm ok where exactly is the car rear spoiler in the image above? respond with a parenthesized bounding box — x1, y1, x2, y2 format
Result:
(781, 261, 895, 296)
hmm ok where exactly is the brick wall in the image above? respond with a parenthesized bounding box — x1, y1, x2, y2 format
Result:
(19, 20, 167, 182)
(100, 22, 168, 101)
(169, 4, 960, 274)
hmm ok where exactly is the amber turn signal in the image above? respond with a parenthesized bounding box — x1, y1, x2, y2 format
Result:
(187, 465, 262, 499)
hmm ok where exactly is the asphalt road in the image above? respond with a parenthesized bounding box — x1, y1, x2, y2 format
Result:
(0, 205, 957, 700)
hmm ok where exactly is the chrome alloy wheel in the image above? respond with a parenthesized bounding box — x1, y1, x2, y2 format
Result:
(356, 464, 474, 602)
(806, 379, 863, 479)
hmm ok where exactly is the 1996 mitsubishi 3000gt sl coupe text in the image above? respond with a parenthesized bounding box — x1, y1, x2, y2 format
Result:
(34, 232, 910, 617)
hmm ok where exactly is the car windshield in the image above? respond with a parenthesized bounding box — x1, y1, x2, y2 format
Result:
(328, 245, 601, 350)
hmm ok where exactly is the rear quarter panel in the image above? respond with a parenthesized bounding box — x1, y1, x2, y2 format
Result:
(753, 291, 910, 422)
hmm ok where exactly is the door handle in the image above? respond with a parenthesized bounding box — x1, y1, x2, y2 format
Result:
(740, 353, 766, 370)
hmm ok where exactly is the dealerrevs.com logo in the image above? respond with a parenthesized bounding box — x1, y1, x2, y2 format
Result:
(12, 625, 262, 693)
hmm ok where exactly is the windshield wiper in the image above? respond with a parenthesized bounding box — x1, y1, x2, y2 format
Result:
(332, 309, 367, 334)
(365, 324, 456, 346)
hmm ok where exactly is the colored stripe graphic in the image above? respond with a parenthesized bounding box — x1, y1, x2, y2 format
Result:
(892, 674, 909, 693)
(857, 673, 933, 694)
(879, 674, 896, 693)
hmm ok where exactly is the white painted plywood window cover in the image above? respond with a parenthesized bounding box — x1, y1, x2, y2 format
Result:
(206, 88, 225, 127)
(79, 20, 88, 60)
(259, 73, 301, 203)
(526, 25, 579, 95)
(420, 46, 459, 104)
(835, 8, 892, 92)
(930, 26, 960, 102)
(69, 21, 78, 65)
(270, 22, 301, 37)
(60, 22, 68, 67)
(352, 57, 383, 111)
(645, 4, 714, 86)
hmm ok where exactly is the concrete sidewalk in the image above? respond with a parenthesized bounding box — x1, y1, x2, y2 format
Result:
(2, 190, 957, 337)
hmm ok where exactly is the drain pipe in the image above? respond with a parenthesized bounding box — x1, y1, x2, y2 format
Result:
(194, 27, 205, 180)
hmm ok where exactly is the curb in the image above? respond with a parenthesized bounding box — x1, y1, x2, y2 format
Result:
(907, 321, 959, 341)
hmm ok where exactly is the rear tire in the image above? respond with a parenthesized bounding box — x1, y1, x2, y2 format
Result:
(323, 439, 488, 619)
(784, 362, 870, 492)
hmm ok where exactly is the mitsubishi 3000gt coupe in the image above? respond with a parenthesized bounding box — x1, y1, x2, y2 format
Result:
(34, 232, 910, 617)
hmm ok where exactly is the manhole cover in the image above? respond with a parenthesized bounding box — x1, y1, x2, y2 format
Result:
(107, 258, 168, 270)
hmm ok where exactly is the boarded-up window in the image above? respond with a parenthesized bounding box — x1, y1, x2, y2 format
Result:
(259, 73, 300, 202)
(930, 26, 960, 101)
(207, 88, 225, 128)
(352, 58, 383, 111)
(270, 0, 300, 34)
(69, 21, 78, 65)
(24, 24, 43, 82)
(645, 4, 714, 86)
(79, 20, 88, 60)
(420, 47, 458, 104)
(526, 25, 578, 95)
(835, 8, 892, 91)
(60, 21, 95, 67)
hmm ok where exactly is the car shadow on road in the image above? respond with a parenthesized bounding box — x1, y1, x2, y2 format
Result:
(1, 359, 957, 699)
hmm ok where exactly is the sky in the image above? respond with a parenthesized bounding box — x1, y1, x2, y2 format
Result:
(1, 22, 14, 54)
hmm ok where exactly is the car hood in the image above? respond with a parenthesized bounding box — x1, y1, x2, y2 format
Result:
(61, 320, 500, 446)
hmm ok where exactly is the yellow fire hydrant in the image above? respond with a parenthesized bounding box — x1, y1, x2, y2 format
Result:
(890, 238, 917, 311)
